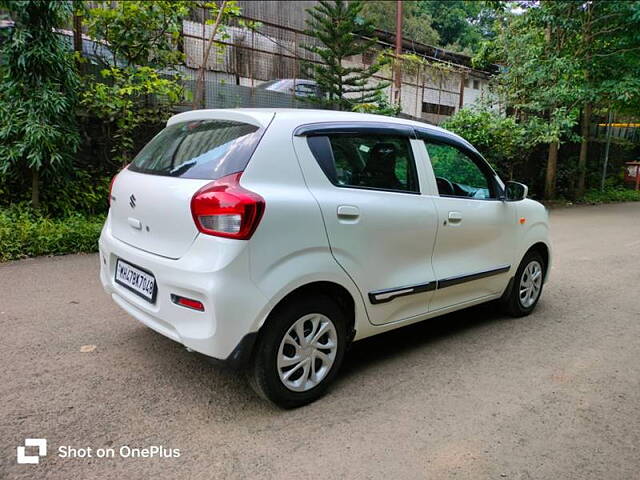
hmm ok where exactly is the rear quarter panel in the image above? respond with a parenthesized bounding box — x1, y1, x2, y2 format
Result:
(240, 115, 369, 332)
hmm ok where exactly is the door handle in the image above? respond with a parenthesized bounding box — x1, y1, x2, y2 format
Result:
(447, 211, 462, 224)
(337, 205, 360, 218)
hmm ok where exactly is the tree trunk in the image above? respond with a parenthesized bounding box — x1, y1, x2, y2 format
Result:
(576, 102, 592, 198)
(73, 12, 84, 73)
(31, 168, 40, 209)
(193, 0, 227, 109)
(601, 109, 613, 190)
(577, 1, 592, 199)
(543, 13, 556, 200)
(73, 13, 83, 54)
(393, 0, 403, 105)
(544, 142, 558, 199)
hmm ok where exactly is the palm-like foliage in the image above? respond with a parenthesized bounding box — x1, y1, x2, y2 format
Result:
(303, 0, 390, 110)
(0, 0, 80, 207)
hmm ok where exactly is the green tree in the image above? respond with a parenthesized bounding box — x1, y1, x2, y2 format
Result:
(303, 0, 391, 111)
(82, 1, 190, 164)
(418, 0, 498, 54)
(476, 2, 583, 199)
(360, 1, 439, 46)
(569, 1, 640, 197)
(84, 0, 188, 69)
(0, 0, 80, 208)
(476, 1, 640, 199)
(442, 107, 529, 181)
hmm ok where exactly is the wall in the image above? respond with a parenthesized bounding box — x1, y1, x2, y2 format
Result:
(181, 3, 495, 123)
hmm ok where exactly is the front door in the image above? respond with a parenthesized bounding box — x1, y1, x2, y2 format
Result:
(421, 140, 517, 311)
(294, 127, 439, 325)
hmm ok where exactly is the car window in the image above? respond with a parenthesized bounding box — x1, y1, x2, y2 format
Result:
(294, 83, 318, 97)
(325, 135, 419, 193)
(259, 79, 288, 91)
(129, 120, 262, 180)
(424, 142, 494, 199)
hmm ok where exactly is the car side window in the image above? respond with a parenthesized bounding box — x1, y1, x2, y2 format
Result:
(324, 135, 419, 193)
(294, 83, 318, 97)
(424, 142, 494, 199)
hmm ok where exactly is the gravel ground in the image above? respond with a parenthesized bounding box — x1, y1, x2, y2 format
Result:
(1, 202, 639, 479)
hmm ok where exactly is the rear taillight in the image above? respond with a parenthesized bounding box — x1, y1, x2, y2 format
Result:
(109, 164, 128, 207)
(190, 172, 265, 240)
(109, 174, 117, 206)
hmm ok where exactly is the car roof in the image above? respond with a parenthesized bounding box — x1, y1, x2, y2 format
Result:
(169, 108, 448, 132)
(166, 108, 474, 149)
(167, 108, 488, 174)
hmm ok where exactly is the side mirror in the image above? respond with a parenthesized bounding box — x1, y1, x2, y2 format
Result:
(504, 181, 528, 201)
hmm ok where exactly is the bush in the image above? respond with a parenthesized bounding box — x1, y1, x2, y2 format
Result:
(0, 169, 112, 218)
(442, 107, 529, 180)
(40, 172, 112, 218)
(581, 187, 640, 205)
(0, 205, 105, 262)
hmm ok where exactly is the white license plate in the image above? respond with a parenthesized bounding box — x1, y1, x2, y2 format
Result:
(115, 259, 157, 303)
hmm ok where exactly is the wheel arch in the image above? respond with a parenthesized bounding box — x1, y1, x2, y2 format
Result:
(501, 240, 551, 303)
(223, 279, 361, 370)
(524, 241, 551, 282)
(260, 281, 357, 341)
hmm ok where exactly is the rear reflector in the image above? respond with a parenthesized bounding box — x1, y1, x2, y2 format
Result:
(171, 294, 205, 311)
(190, 172, 265, 240)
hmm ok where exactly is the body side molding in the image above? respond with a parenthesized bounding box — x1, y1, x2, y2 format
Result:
(437, 265, 511, 289)
(368, 265, 511, 305)
(369, 281, 436, 305)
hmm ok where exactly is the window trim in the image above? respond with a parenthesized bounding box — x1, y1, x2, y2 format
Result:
(414, 127, 504, 201)
(294, 121, 415, 138)
(300, 122, 422, 195)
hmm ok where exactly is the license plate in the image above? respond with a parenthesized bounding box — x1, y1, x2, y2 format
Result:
(115, 258, 157, 303)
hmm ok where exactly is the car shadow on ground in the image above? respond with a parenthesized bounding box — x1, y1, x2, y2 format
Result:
(127, 300, 506, 411)
(338, 301, 505, 381)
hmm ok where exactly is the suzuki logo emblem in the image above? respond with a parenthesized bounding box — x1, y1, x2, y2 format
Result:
(129, 194, 136, 208)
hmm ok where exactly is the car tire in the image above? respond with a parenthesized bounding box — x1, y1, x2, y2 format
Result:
(500, 250, 546, 317)
(247, 294, 348, 409)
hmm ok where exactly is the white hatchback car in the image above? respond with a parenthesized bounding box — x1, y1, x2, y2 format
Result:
(100, 109, 551, 408)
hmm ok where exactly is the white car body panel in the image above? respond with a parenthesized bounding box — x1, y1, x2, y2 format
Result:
(428, 196, 516, 310)
(110, 170, 210, 259)
(514, 199, 552, 280)
(292, 132, 440, 325)
(99, 108, 551, 363)
(99, 214, 269, 359)
(238, 115, 369, 330)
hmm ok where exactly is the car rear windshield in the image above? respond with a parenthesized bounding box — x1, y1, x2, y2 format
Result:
(128, 120, 263, 179)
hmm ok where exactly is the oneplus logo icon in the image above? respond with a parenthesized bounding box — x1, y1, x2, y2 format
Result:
(17, 438, 47, 464)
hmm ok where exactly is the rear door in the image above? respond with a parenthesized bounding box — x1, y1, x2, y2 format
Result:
(293, 123, 439, 326)
(110, 117, 269, 259)
(417, 133, 516, 310)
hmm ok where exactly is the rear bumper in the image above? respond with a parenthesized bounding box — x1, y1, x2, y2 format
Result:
(98, 215, 269, 364)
